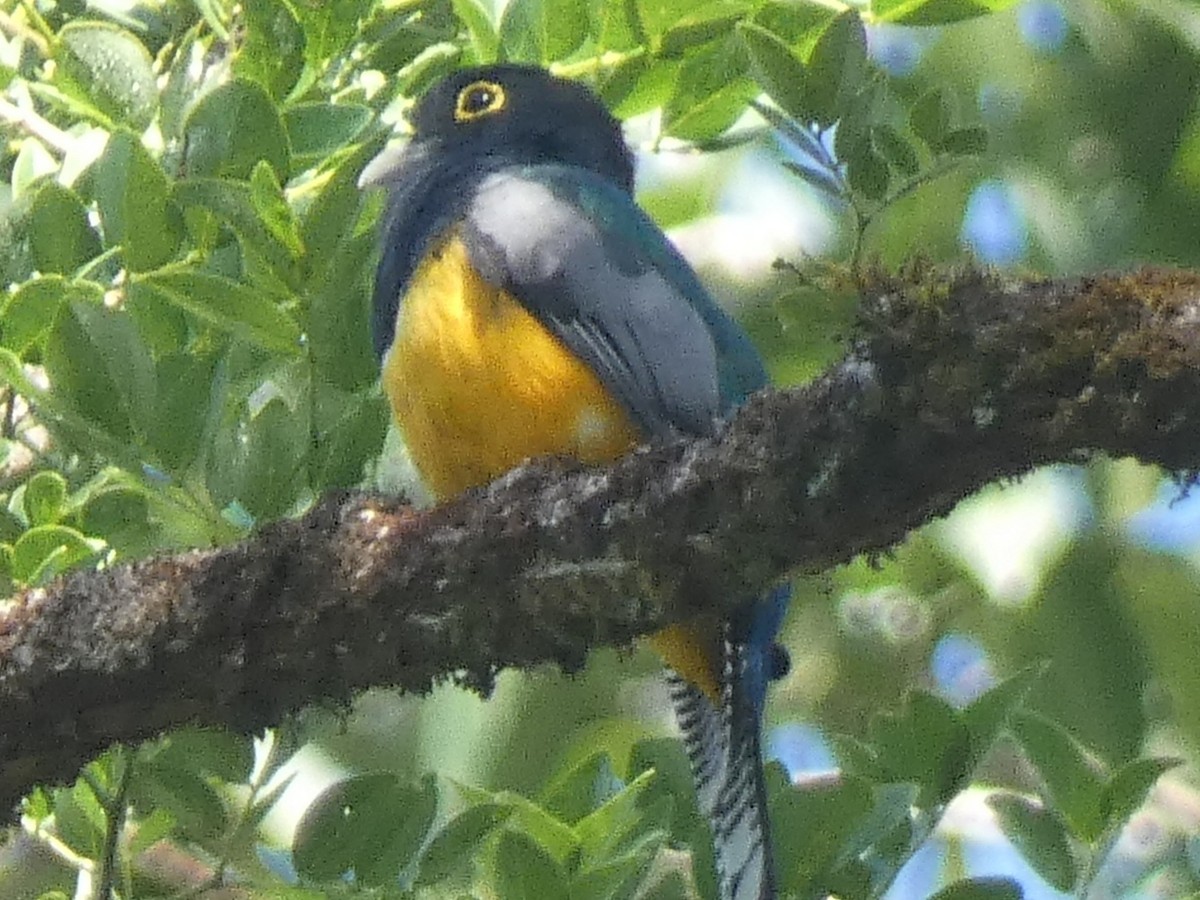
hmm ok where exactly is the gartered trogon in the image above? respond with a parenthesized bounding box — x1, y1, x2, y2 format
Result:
(361, 64, 791, 900)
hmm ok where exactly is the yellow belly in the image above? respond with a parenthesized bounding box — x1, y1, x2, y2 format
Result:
(382, 232, 639, 499)
(383, 231, 720, 699)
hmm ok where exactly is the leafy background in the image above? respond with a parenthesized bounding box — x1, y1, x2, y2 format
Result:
(1, 0, 1199, 898)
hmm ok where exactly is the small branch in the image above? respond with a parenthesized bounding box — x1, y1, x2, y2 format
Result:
(0, 8, 51, 57)
(0, 97, 73, 154)
(93, 749, 131, 900)
(2, 266, 1200, 810)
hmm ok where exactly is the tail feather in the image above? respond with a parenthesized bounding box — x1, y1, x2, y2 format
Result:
(666, 634, 777, 900)
(666, 672, 728, 818)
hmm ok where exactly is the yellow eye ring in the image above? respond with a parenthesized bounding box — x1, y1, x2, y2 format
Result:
(454, 80, 507, 122)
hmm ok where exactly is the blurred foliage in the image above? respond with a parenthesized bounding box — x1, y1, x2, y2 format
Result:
(0, 0, 1199, 898)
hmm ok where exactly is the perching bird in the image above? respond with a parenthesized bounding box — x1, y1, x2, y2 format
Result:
(361, 63, 791, 900)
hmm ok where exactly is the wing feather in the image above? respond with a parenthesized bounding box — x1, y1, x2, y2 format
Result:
(461, 165, 759, 437)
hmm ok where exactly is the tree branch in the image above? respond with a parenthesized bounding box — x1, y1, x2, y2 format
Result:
(2, 266, 1199, 809)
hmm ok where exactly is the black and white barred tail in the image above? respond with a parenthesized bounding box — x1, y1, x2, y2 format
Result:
(666, 636, 776, 900)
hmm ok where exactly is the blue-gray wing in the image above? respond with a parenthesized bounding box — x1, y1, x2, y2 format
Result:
(461, 165, 767, 439)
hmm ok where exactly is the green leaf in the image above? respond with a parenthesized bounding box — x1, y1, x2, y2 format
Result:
(124, 276, 190, 356)
(0, 348, 135, 466)
(660, 2, 751, 58)
(833, 781, 917, 870)
(1, 276, 104, 356)
(417, 802, 511, 886)
(574, 769, 660, 860)
(365, 15, 455, 75)
(152, 727, 255, 783)
(172, 178, 298, 286)
(596, 0, 645, 52)
(452, 0, 500, 62)
(294, 774, 438, 886)
(0, 500, 23, 543)
(57, 22, 158, 130)
(44, 299, 156, 445)
(737, 22, 808, 120)
(571, 828, 664, 899)
(53, 778, 106, 858)
(939, 126, 989, 157)
(910, 89, 949, 149)
(928, 877, 1024, 900)
(12, 525, 99, 583)
(663, 39, 756, 141)
(498, 0, 590, 64)
(234, 0, 306, 100)
(803, 10, 867, 125)
(189, 0, 230, 38)
(250, 162, 305, 259)
(871, 123, 920, 177)
(960, 665, 1043, 775)
(847, 144, 889, 200)
(1010, 710, 1107, 842)
(751, 1, 831, 49)
(628, 737, 702, 840)
(181, 80, 290, 182)
(874, 0, 1022, 27)
(637, 0, 708, 42)
(290, 0, 373, 65)
(299, 143, 377, 283)
(869, 691, 971, 806)
(305, 229, 379, 391)
(132, 760, 228, 843)
(1101, 756, 1181, 827)
(637, 870, 691, 900)
(602, 57, 682, 121)
(135, 271, 301, 356)
(987, 792, 1077, 892)
(492, 791, 580, 865)
(0, 543, 14, 599)
(78, 487, 154, 556)
(127, 807, 178, 857)
(29, 182, 102, 275)
(493, 828, 569, 900)
(361, 774, 439, 884)
(770, 769, 874, 895)
(310, 390, 388, 490)
(23, 471, 66, 526)
(283, 103, 372, 171)
(207, 391, 307, 521)
(143, 351, 219, 473)
(93, 131, 183, 272)
(540, 751, 624, 825)
(160, 31, 205, 141)
(11, 138, 57, 200)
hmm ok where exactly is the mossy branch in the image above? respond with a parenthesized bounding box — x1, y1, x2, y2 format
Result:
(2, 266, 1199, 810)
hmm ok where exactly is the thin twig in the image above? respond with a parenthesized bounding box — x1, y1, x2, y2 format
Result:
(93, 748, 133, 900)
(0, 97, 74, 153)
(0, 8, 50, 56)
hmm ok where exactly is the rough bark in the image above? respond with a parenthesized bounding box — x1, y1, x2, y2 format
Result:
(2, 266, 1199, 809)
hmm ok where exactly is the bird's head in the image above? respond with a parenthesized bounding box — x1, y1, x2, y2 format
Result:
(361, 64, 634, 193)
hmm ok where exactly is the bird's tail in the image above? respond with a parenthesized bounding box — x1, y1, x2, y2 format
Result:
(667, 637, 777, 900)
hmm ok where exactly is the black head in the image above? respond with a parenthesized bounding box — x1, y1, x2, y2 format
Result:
(362, 65, 636, 360)
(404, 64, 634, 193)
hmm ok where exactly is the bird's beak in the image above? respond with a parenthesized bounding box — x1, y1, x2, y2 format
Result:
(358, 137, 431, 189)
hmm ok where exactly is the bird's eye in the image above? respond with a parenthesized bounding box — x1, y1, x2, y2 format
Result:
(454, 80, 507, 123)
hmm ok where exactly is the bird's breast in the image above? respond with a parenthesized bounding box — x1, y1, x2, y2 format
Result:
(382, 232, 640, 499)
